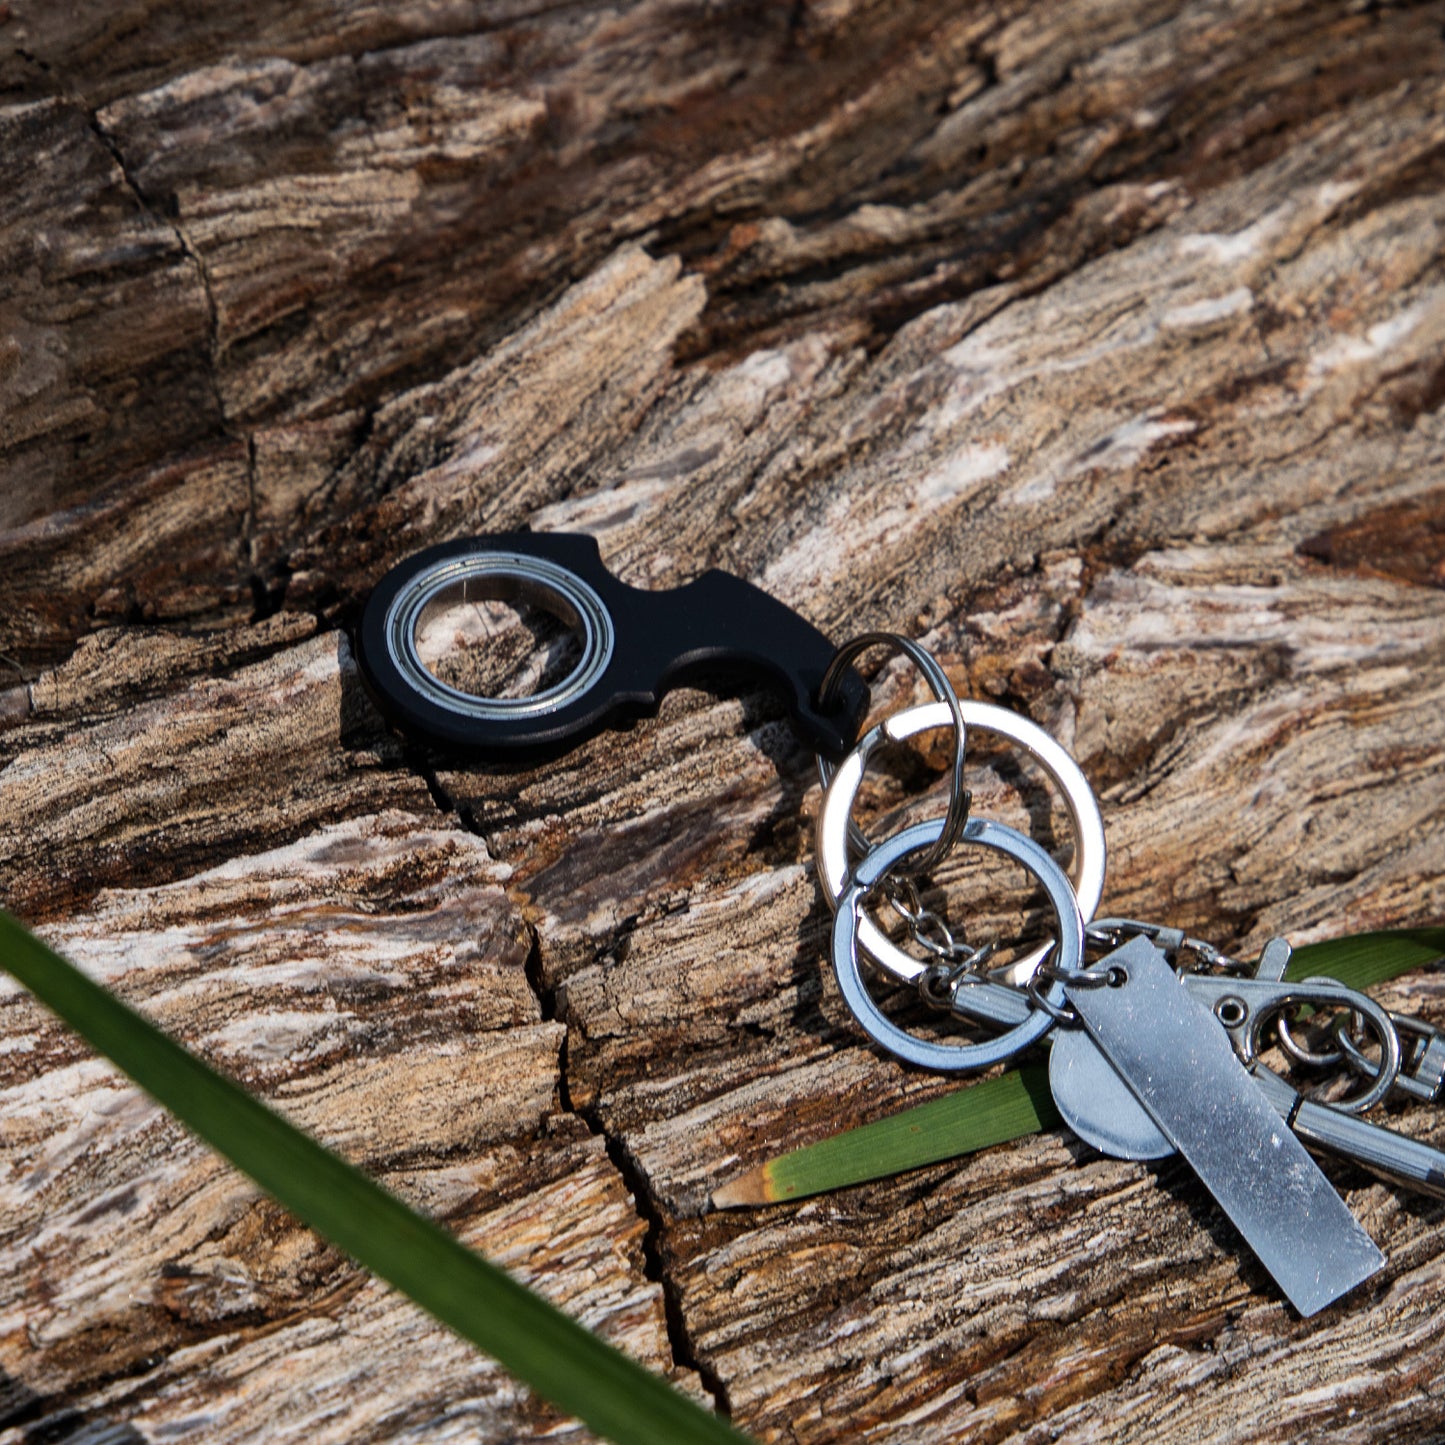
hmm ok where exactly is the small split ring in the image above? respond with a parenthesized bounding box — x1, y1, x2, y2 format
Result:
(816, 633, 970, 879)
(831, 818, 1084, 1072)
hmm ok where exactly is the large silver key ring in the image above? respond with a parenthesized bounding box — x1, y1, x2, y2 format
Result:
(833, 819, 1082, 1072)
(818, 700, 1107, 987)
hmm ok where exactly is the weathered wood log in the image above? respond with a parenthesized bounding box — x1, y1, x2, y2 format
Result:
(1, 1, 1444, 1442)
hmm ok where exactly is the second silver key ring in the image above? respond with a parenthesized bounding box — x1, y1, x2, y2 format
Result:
(832, 818, 1083, 1072)
(817, 700, 1107, 988)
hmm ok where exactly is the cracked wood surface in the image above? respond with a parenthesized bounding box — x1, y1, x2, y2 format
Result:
(2, 1, 1444, 1442)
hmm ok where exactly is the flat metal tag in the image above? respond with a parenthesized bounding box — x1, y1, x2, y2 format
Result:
(1063, 936, 1384, 1316)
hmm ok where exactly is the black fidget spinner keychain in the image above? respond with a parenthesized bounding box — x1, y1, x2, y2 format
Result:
(355, 529, 869, 758)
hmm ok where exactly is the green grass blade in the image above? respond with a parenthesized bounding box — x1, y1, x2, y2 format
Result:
(1286, 927, 1445, 990)
(713, 1064, 1059, 1207)
(717, 928, 1443, 1208)
(0, 911, 752, 1445)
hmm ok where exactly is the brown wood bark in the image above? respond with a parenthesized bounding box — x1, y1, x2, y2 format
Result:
(2, 1, 1444, 1442)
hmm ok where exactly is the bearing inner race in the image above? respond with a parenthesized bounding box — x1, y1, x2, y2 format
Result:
(382, 551, 615, 722)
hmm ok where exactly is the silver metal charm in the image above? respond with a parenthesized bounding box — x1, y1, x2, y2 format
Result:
(1049, 1025, 1175, 1160)
(1060, 936, 1385, 1317)
(1049, 938, 1445, 1193)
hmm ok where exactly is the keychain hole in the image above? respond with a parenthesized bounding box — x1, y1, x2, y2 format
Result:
(414, 577, 585, 702)
(1215, 997, 1248, 1028)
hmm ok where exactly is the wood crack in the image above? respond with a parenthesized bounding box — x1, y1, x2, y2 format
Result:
(561, 1048, 736, 1420)
(82, 97, 261, 594)
(415, 748, 729, 1410)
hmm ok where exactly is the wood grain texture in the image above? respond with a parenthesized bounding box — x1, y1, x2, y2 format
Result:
(1, 0, 1443, 1441)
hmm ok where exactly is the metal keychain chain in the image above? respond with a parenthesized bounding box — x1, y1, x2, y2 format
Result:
(808, 639, 1425, 1109)
(811, 632, 1445, 1315)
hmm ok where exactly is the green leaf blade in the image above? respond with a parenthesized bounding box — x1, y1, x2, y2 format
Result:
(1286, 927, 1445, 990)
(0, 911, 752, 1445)
(728, 1065, 1059, 1207)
